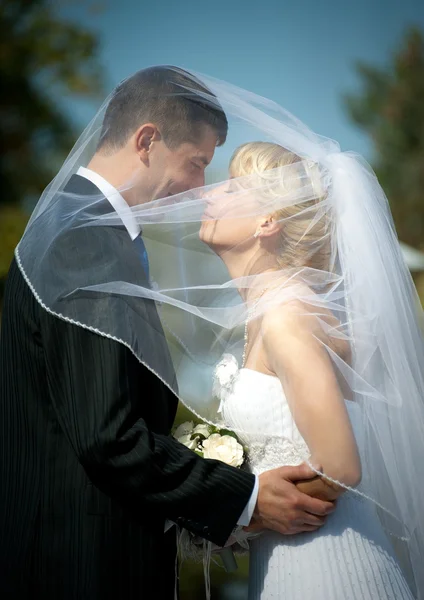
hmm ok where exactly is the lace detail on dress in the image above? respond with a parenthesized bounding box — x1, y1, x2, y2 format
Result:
(245, 435, 310, 475)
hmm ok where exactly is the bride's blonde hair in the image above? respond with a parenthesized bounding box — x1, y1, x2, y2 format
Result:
(229, 141, 333, 272)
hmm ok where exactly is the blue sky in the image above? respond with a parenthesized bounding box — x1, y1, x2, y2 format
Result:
(63, 0, 423, 162)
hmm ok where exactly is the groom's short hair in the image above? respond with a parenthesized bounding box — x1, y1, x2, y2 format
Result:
(97, 66, 228, 152)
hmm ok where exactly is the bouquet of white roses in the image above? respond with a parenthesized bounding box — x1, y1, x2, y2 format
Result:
(173, 420, 245, 467)
(172, 420, 249, 573)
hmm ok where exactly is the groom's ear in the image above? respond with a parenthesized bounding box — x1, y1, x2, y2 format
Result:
(135, 124, 162, 162)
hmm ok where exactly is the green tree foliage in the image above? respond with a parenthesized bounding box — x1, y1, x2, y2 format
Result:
(344, 27, 424, 251)
(0, 0, 104, 206)
(0, 0, 105, 299)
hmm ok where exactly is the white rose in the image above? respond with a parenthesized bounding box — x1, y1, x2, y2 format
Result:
(177, 433, 198, 451)
(202, 434, 244, 467)
(192, 424, 211, 439)
(172, 421, 194, 440)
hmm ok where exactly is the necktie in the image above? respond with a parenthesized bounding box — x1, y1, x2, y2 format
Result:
(133, 234, 150, 282)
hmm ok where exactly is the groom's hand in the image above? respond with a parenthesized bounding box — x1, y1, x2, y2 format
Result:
(245, 463, 335, 535)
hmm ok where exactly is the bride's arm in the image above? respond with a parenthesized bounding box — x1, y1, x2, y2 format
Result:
(262, 305, 362, 494)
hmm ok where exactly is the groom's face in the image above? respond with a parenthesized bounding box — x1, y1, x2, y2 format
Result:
(147, 125, 218, 200)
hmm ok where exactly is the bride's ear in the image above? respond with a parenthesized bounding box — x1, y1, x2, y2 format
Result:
(254, 215, 282, 239)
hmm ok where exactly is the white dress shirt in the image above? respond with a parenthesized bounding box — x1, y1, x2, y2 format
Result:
(77, 166, 259, 527)
(77, 166, 140, 240)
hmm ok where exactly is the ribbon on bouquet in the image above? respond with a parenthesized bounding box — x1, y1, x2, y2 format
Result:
(203, 541, 237, 600)
(172, 523, 257, 599)
(218, 546, 238, 572)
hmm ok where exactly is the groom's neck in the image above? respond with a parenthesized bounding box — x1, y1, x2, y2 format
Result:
(86, 151, 141, 206)
(87, 152, 131, 188)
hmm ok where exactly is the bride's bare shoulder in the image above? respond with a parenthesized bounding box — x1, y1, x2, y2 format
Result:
(261, 291, 350, 362)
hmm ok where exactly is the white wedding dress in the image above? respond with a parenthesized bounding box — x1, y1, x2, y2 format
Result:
(217, 358, 415, 600)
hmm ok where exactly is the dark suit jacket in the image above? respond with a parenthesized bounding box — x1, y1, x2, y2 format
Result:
(0, 175, 255, 599)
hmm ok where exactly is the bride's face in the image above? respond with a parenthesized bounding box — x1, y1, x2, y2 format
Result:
(199, 180, 259, 254)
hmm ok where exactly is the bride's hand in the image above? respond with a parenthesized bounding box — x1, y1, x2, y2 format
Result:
(249, 462, 336, 536)
(296, 473, 344, 501)
(243, 521, 264, 534)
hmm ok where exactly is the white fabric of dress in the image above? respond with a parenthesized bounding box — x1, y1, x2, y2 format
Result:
(217, 357, 415, 600)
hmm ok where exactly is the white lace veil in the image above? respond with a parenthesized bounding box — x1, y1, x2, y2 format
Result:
(16, 66, 424, 597)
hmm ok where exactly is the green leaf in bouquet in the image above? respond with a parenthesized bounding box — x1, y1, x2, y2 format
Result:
(219, 429, 239, 441)
(194, 450, 204, 458)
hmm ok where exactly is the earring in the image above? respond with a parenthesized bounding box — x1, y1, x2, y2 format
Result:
(253, 231, 260, 239)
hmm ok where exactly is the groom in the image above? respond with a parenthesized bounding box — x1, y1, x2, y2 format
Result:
(0, 66, 334, 599)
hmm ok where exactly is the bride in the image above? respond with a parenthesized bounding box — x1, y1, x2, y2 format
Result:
(199, 141, 417, 599)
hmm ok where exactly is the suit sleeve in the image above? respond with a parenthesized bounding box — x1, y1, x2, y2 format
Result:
(40, 307, 255, 546)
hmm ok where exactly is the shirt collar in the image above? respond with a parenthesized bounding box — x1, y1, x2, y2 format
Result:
(77, 166, 140, 241)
